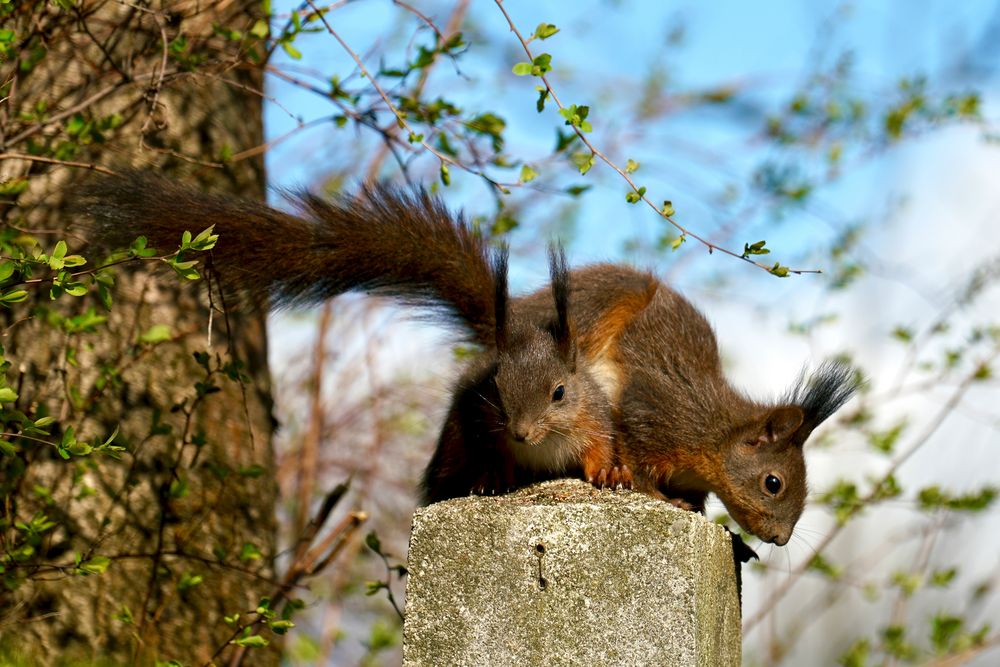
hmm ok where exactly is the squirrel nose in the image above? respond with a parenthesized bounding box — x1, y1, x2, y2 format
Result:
(771, 533, 789, 546)
(511, 423, 531, 441)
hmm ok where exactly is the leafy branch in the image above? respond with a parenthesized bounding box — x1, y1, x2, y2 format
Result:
(493, 0, 820, 276)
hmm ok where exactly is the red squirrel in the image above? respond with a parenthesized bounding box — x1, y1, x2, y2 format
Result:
(83, 172, 627, 504)
(84, 172, 857, 543)
(525, 265, 857, 545)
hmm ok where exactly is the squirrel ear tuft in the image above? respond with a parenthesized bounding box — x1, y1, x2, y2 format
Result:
(493, 244, 510, 350)
(547, 243, 574, 364)
(785, 360, 861, 442)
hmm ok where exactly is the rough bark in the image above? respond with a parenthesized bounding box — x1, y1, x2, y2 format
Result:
(1, 2, 277, 664)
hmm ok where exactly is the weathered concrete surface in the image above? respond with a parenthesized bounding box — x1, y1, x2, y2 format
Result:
(403, 479, 740, 667)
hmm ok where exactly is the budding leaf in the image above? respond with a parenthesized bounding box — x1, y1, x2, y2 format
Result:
(742, 240, 770, 258)
(625, 186, 646, 204)
(512, 62, 532, 76)
(532, 23, 560, 40)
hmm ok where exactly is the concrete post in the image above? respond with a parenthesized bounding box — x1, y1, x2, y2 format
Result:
(403, 479, 741, 666)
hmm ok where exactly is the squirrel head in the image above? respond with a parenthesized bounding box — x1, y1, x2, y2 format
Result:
(719, 362, 859, 545)
(493, 245, 594, 456)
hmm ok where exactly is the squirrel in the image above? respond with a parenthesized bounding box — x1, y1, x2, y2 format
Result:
(519, 264, 858, 545)
(83, 171, 627, 504)
(84, 172, 857, 543)
(421, 245, 629, 503)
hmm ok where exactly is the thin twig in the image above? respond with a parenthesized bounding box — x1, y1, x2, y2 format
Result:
(0, 153, 116, 176)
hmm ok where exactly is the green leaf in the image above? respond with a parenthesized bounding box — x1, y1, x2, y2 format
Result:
(519, 165, 538, 183)
(769, 262, 790, 277)
(930, 614, 964, 653)
(570, 152, 595, 175)
(742, 240, 771, 257)
(190, 226, 218, 251)
(269, 619, 295, 635)
(559, 104, 592, 132)
(530, 53, 552, 76)
(281, 41, 302, 60)
(240, 543, 263, 562)
(868, 421, 906, 454)
(250, 19, 269, 38)
(929, 567, 958, 587)
(439, 162, 450, 186)
(365, 531, 383, 554)
(232, 635, 269, 648)
(625, 159, 640, 174)
(61, 255, 86, 268)
(531, 23, 560, 40)
(671, 234, 686, 251)
(63, 282, 87, 297)
(661, 201, 675, 217)
(177, 572, 204, 592)
(78, 555, 111, 575)
(625, 186, 646, 204)
(891, 326, 913, 343)
(139, 324, 173, 344)
(0, 178, 29, 196)
(51, 240, 67, 260)
(0, 387, 17, 404)
(0, 261, 15, 284)
(535, 85, 549, 112)
(807, 553, 842, 579)
(512, 62, 532, 76)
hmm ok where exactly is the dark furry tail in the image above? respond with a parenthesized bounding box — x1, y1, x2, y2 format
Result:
(83, 171, 499, 346)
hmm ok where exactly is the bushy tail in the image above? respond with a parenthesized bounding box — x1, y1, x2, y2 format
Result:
(83, 171, 499, 345)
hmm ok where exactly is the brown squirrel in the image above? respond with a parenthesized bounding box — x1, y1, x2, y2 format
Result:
(83, 172, 627, 504)
(519, 265, 857, 545)
(84, 172, 857, 543)
(422, 245, 628, 502)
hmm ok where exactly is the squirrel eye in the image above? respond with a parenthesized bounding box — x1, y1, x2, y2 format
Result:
(764, 474, 782, 495)
(551, 385, 565, 402)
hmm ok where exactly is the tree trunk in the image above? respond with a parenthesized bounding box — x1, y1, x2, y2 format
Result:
(1, 2, 277, 664)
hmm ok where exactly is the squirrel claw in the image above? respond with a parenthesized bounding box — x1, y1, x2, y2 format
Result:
(609, 464, 633, 490)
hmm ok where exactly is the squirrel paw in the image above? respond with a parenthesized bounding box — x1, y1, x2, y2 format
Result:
(588, 465, 633, 491)
(666, 497, 698, 512)
(471, 469, 516, 497)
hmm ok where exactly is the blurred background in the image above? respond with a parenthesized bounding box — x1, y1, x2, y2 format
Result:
(258, 1, 1000, 665)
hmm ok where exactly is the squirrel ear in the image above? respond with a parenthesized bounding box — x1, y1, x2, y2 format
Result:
(547, 243, 574, 364)
(763, 406, 804, 444)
